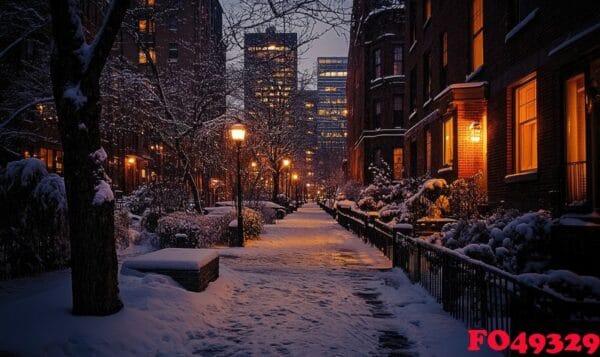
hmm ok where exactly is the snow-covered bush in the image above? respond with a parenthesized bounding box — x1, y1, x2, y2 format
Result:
(274, 194, 291, 208)
(247, 203, 276, 224)
(447, 172, 486, 219)
(123, 182, 188, 215)
(156, 212, 232, 248)
(242, 208, 264, 239)
(432, 209, 553, 274)
(141, 210, 161, 232)
(518, 270, 600, 301)
(338, 180, 362, 202)
(0, 159, 69, 278)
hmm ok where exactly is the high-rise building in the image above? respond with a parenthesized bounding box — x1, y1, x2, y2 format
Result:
(316, 57, 348, 153)
(244, 27, 298, 112)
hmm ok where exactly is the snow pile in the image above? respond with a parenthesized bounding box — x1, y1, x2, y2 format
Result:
(0, 159, 69, 279)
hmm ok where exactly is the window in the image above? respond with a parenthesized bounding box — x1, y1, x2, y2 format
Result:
(565, 74, 587, 202)
(423, 51, 432, 100)
(138, 47, 156, 64)
(168, 43, 178, 62)
(424, 0, 432, 21)
(393, 148, 404, 179)
(393, 47, 403, 75)
(443, 117, 454, 166)
(515, 79, 537, 172)
(374, 101, 382, 128)
(55, 150, 63, 173)
(440, 32, 448, 88)
(393, 95, 403, 127)
(472, 0, 484, 71)
(410, 67, 417, 112)
(138, 19, 154, 33)
(426, 128, 432, 172)
(374, 49, 382, 78)
(146, 0, 155, 6)
(168, 17, 178, 31)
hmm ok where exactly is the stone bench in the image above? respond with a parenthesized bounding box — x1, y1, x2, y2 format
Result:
(122, 248, 219, 292)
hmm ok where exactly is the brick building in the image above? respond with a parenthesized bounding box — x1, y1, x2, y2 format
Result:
(402, 0, 600, 217)
(346, 0, 406, 184)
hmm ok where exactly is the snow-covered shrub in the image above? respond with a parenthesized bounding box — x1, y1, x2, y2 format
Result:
(248, 203, 276, 224)
(242, 208, 264, 239)
(274, 194, 291, 208)
(518, 270, 600, 301)
(156, 212, 232, 248)
(141, 210, 161, 232)
(0, 159, 69, 278)
(123, 182, 188, 215)
(339, 180, 362, 202)
(434, 209, 553, 274)
(447, 172, 487, 219)
(114, 209, 130, 249)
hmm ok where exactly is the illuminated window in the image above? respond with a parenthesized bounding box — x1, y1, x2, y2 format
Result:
(146, 0, 155, 5)
(443, 117, 454, 166)
(472, 0, 484, 71)
(374, 49, 382, 78)
(424, 0, 432, 21)
(515, 78, 537, 172)
(426, 128, 432, 172)
(565, 73, 587, 202)
(393, 47, 403, 75)
(393, 148, 404, 179)
(138, 47, 156, 64)
(139, 19, 147, 32)
(55, 150, 63, 173)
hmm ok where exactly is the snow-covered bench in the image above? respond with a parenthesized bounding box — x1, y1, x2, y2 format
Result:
(122, 248, 219, 292)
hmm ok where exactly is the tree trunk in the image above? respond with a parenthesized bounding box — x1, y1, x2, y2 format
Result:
(176, 143, 202, 213)
(49, 0, 130, 316)
(272, 169, 280, 201)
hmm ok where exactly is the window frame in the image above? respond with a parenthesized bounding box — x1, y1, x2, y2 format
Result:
(471, 0, 484, 71)
(393, 46, 403, 76)
(374, 49, 382, 79)
(514, 78, 538, 173)
(443, 116, 454, 166)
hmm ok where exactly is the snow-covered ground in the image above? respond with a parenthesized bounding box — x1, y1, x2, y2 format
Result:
(0, 204, 497, 356)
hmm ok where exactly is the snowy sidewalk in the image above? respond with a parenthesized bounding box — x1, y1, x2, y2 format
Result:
(0, 204, 496, 356)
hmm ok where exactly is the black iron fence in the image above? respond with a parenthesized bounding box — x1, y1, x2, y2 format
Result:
(318, 201, 599, 336)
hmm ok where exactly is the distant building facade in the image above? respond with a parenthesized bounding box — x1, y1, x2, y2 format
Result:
(316, 57, 348, 153)
(346, 0, 406, 184)
(244, 27, 298, 112)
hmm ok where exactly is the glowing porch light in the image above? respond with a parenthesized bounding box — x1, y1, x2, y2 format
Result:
(229, 123, 247, 142)
(470, 122, 482, 143)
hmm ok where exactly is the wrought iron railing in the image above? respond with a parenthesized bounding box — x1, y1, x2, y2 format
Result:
(320, 204, 599, 337)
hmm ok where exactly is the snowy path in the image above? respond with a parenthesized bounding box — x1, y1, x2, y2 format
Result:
(0, 204, 496, 356)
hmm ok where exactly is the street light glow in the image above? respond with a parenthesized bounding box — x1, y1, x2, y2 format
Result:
(282, 158, 291, 167)
(230, 123, 247, 142)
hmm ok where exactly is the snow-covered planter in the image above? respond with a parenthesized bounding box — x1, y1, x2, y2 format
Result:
(0, 159, 69, 279)
(156, 212, 232, 248)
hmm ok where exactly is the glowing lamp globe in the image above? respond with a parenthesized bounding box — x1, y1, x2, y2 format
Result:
(282, 159, 291, 167)
(230, 123, 247, 142)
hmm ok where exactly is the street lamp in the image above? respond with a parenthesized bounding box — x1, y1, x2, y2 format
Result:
(292, 173, 299, 206)
(229, 123, 246, 247)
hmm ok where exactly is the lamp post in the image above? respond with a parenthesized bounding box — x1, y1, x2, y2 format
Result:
(292, 173, 299, 206)
(230, 123, 246, 247)
(282, 158, 291, 198)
